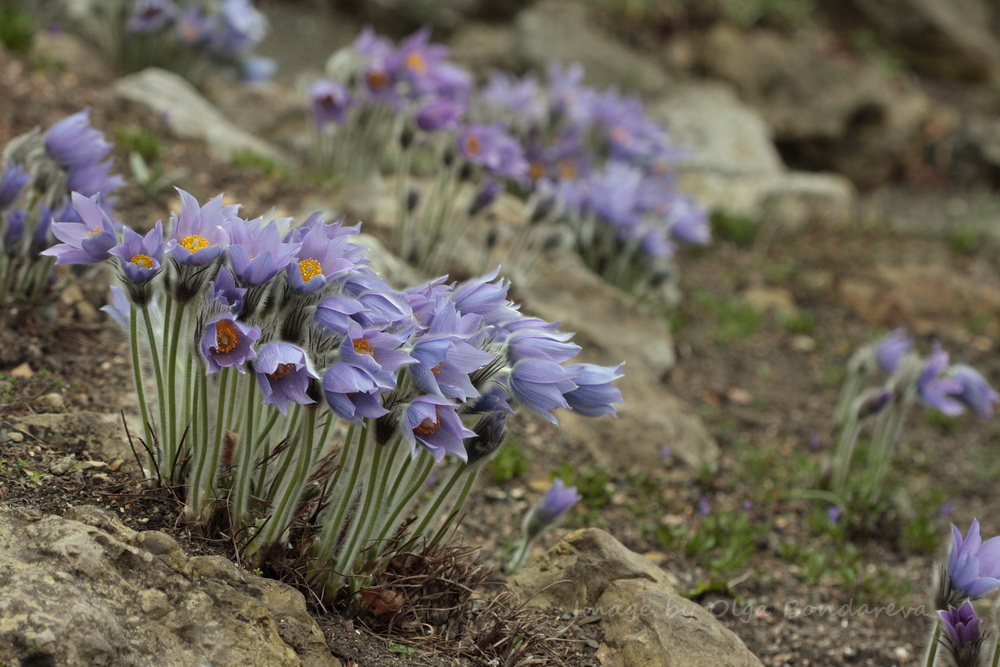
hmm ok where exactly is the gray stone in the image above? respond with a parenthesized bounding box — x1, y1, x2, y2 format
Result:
(449, 22, 521, 74)
(113, 68, 294, 167)
(697, 24, 930, 189)
(652, 82, 784, 177)
(509, 529, 762, 667)
(0, 504, 339, 667)
(515, 0, 671, 96)
(29, 30, 111, 82)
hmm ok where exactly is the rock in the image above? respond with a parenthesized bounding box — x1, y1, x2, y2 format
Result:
(10, 361, 33, 378)
(113, 68, 294, 167)
(515, 0, 672, 96)
(696, 24, 930, 189)
(35, 392, 66, 412)
(3, 412, 142, 475)
(740, 287, 797, 316)
(837, 263, 1000, 336)
(822, 0, 1000, 83)
(652, 82, 784, 178)
(29, 30, 111, 82)
(0, 504, 339, 667)
(449, 22, 521, 74)
(509, 529, 762, 667)
(653, 82, 857, 228)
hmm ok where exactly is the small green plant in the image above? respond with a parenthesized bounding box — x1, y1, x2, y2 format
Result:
(0, 4, 34, 52)
(780, 311, 816, 336)
(231, 150, 289, 178)
(115, 126, 164, 163)
(693, 292, 763, 343)
(710, 210, 760, 248)
(17, 459, 48, 488)
(488, 441, 529, 484)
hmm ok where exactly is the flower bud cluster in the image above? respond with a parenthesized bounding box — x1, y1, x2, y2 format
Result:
(0, 110, 122, 303)
(309, 27, 708, 291)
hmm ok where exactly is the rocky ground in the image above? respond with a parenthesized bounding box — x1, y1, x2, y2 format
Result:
(4, 1, 1000, 665)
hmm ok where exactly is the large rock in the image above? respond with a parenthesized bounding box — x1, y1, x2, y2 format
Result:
(509, 529, 763, 667)
(0, 504, 338, 667)
(113, 68, 294, 167)
(822, 0, 1000, 83)
(515, 0, 671, 96)
(696, 24, 929, 189)
(652, 82, 857, 229)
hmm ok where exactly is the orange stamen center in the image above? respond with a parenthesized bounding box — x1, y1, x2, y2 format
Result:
(129, 254, 154, 269)
(413, 412, 440, 435)
(267, 363, 295, 379)
(366, 69, 389, 90)
(353, 338, 374, 355)
(556, 159, 577, 181)
(431, 362, 444, 375)
(464, 134, 480, 157)
(211, 320, 240, 354)
(180, 234, 210, 253)
(528, 161, 544, 181)
(87, 228, 103, 236)
(299, 258, 323, 283)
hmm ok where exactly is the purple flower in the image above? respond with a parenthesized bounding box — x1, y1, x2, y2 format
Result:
(40, 192, 117, 265)
(507, 359, 578, 424)
(310, 79, 353, 129)
(939, 601, 982, 653)
(524, 479, 580, 540)
(0, 163, 30, 209)
(469, 179, 502, 217)
(44, 110, 113, 170)
(402, 395, 475, 462)
(253, 342, 318, 414)
(101, 286, 132, 329)
(127, 0, 177, 33)
(457, 124, 528, 181)
(451, 268, 519, 325)
(409, 335, 495, 402)
(110, 220, 164, 284)
(415, 98, 464, 133)
(827, 506, 842, 525)
(918, 343, 965, 416)
(322, 362, 390, 422)
(950, 365, 999, 419)
(874, 328, 911, 374)
(562, 363, 624, 417)
(3, 209, 27, 254)
(226, 217, 299, 286)
(698, 496, 711, 516)
(948, 519, 1000, 598)
(506, 328, 581, 364)
(285, 223, 357, 294)
(214, 0, 268, 55)
(168, 190, 231, 265)
(667, 195, 710, 245)
(200, 314, 260, 374)
(208, 265, 245, 313)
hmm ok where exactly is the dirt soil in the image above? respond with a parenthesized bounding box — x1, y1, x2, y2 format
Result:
(3, 41, 1000, 667)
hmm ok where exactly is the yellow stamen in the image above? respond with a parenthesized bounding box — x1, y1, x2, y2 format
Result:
(180, 234, 210, 253)
(267, 363, 295, 379)
(211, 320, 240, 355)
(353, 338, 374, 356)
(556, 159, 577, 181)
(431, 362, 444, 375)
(129, 254, 154, 269)
(528, 161, 544, 182)
(405, 51, 427, 75)
(87, 228, 103, 236)
(299, 258, 323, 283)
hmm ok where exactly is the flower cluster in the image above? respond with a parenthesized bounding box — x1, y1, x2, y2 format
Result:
(309, 27, 707, 291)
(108, 0, 272, 82)
(923, 520, 1000, 667)
(50, 189, 623, 599)
(827, 329, 998, 511)
(0, 109, 122, 303)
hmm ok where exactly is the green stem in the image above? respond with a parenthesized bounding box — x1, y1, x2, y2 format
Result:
(141, 306, 167, 479)
(129, 305, 157, 479)
(924, 620, 941, 667)
(427, 465, 479, 550)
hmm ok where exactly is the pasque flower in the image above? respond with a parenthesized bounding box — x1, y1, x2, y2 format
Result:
(947, 519, 1000, 600)
(563, 363, 624, 417)
(874, 328, 911, 375)
(253, 342, 318, 414)
(507, 358, 578, 423)
(200, 314, 260, 374)
(310, 79, 353, 128)
(938, 601, 985, 667)
(402, 394, 475, 462)
(41, 192, 118, 265)
(949, 365, 1000, 419)
(168, 190, 232, 266)
(110, 220, 165, 285)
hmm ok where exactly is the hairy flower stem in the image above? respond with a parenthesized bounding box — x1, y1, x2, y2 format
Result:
(129, 305, 157, 477)
(402, 463, 465, 553)
(232, 380, 259, 523)
(140, 306, 167, 479)
(924, 620, 941, 667)
(254, 406, 320, 551)
(312, 422, 362, 577)
(427, 466, 479, 550)
(335, 431, 385, 593)
(188, 366, 231, 520)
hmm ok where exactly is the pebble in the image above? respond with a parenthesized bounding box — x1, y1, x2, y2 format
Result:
(791, 335, 816, 352)
(35, 393, 65, 412)
(893, 646, 910, 659)
(726, 387, 753, 405)
(8, 431, 24, 443)
(10, 362, 33, 378)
